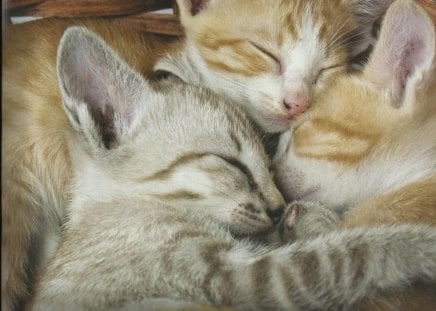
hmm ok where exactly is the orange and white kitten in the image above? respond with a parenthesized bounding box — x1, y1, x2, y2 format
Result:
(272, 0, 435, 222)
(273, 0, 436, 308)
(156, 0, 393, 132)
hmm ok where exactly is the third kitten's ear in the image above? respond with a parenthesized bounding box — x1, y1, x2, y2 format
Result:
(176, 0, 213, 18)
(364, 0, 435, 108)
(57, 27, 149, 150)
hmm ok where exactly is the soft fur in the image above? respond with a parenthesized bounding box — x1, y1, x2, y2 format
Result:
(156, 0, 393, 132)
(26, 26, 436, 311)
(1, 1, 392, 308)
(273, 0, 436, 308)
(1, 19, 178, 311)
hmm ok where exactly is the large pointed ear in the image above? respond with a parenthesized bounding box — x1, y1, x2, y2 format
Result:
(364, 0, 435, 108)
(57, 27, 149, 150)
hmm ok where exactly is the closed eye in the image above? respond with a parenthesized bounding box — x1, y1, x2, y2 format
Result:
(313, 63, 347, 85)
(248, 40, 282, 72)
(218, 155, 258, 190)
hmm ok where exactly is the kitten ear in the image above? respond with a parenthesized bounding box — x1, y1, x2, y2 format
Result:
(57, 27, 148, 150)
(364, 0, 435, 108)
(176, 0, 213, 18)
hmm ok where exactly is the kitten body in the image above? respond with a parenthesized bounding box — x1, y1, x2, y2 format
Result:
(273, 0, 436, 223)
(28, 26, 436, 311)
(273, 1, 436, 308)
(2, 17, 285, 311)
(2, 18, 190, 311)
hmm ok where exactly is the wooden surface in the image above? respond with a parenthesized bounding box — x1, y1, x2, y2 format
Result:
(11, 0, 172, 17)
(114, 12, 183, 36)
(3, 0, 182, 36)
(3, 0, 435, 40)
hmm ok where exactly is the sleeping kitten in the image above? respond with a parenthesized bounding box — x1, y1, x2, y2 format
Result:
(1, 18, 185, 311)
(273, 0, 436, 308)
(28, 26, 436, 311)
(273, 0, 436, 225)
(156, 0, 393, 132)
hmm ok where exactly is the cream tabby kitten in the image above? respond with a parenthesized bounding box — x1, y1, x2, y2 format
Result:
(156, 0, 393, 132)
(274, 0, 436, 308)
(2, 19, 184, 311)
(27, 26, 436, 311)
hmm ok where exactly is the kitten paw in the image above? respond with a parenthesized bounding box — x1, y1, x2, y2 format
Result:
(279, 201, 340, 243)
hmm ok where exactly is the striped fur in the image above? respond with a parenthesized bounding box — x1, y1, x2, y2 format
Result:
(156, 0, 393, 132)
(1, 18, 183, 311)
(28, 26, 436, 311)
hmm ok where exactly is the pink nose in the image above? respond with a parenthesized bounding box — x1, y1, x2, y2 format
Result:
(283, 97, 309, 117)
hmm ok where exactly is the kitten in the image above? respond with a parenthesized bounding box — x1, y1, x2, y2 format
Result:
(273, 0, 436, 308)
(1, 18, 184, 311)
(273, 0, 436, 225)
(156, 0, 393, 132)
(28, 26, 436, 311)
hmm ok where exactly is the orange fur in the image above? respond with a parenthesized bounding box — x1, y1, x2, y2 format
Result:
(186, 0, 355, 77)
(273, 1, 436, 309)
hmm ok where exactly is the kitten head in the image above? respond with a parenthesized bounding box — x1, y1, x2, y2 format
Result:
(57, 27, 285, 235)
(161, 0, 392, 133)
(272, 0, 436, 210)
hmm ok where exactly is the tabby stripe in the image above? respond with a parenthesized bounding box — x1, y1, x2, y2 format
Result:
(160, 230, 208, 275)
(203, 57, 269, 77)
(229, 131, 242, 153)
(200, 242, 235, 304)
(278, 261, 304, 307)
(299, 250, 321, 291)
(251, 256, 273, 305)
(328, 249, 344, 287)
(198, 34, 270, 76)
(294, 118, 378, 165)
(137, 153, 210, 182)
(349, 242, 369, 289)
(289, 251, 323, 308)
(155, 190, 203, 201)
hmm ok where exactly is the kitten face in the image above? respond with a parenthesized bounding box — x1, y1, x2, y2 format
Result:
(177, 0, 365, 132)
(272, 0, 436, 210)
(58, 28, 285, 235)
(114, 90, 286, 234)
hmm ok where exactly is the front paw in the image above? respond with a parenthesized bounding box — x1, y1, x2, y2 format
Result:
(279, 201, 340, 243)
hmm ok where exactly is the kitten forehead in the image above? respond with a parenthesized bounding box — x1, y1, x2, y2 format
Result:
(281, 9, 327, 78)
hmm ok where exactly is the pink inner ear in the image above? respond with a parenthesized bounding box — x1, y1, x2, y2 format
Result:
(367, 2, 434, 102)
(391, 32, 427, 101)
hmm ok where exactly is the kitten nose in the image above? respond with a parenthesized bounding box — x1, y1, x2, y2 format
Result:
(283, 96, 309, 117)
(266, 205, 285, 225)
